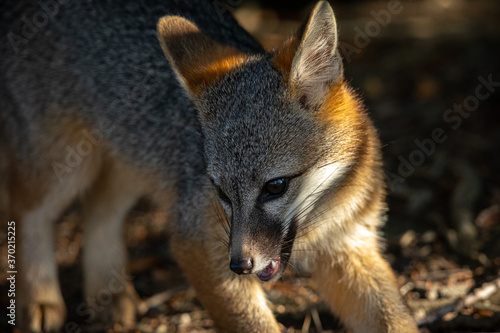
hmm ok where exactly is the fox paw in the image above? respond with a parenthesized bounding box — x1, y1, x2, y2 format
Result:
(18, 299, 66, 332)
(89, 283, 138, 328)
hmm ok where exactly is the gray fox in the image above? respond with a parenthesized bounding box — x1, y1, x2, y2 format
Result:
(1, 0, 418, 332)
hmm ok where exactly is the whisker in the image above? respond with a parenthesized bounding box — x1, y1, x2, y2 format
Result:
(289, 178, 372, 239)
(284, 165, 344, 225)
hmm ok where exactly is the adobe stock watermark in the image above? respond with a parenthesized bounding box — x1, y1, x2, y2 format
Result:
(7, 0, 68, 54)
(339, 0, 404, 64)
(60, 268, 133, 333)
(51, 71, 160, 183)
(386, 74, 499, 191)
(51, 119, 115, 183)
(6, 221, 16, 326)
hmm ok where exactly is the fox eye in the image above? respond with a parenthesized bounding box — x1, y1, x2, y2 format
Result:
(263, 177, 289, 199)
(217, 187, 231, 204)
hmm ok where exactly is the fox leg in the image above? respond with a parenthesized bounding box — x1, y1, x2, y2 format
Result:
(15, 155, 101, 331)
(311, 228, 418, 333)
(81, 160, 147, 327)
(18, 198, 68, 332)
(171, 194, 280, 333)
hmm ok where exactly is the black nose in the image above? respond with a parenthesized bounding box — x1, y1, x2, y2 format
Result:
(230, 257, 253, 275)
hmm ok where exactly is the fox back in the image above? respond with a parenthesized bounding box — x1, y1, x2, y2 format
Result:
(1, 0, 262, 182)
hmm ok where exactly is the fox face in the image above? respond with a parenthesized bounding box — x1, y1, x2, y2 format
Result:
(197, 59, 354, 281)
(158, 2, 369, 281)
(200, 59, 327, 281)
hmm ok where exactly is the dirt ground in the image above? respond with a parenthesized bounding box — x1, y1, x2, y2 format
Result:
(1, 0, 500, 332)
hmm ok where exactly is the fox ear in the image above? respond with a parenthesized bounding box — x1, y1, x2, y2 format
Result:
(157, 16, 247, 97)
(274, 1, 342, 108)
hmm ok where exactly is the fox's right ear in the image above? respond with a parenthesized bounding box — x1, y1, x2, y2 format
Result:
(273, 1, 343, 109)
(157, 16, 248, 98)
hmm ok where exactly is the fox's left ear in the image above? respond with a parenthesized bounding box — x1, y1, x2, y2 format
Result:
(157, 16, 247, 98)
(274, 1, 342, 108)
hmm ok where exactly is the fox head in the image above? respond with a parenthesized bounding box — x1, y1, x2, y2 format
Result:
(158, 1, 383, 282)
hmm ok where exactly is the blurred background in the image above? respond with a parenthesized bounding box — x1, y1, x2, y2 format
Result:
(1, 0, 499, 332)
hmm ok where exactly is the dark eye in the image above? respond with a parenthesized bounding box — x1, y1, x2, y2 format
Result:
(217, 187, 231, 204)
(263, 177, 289, 199)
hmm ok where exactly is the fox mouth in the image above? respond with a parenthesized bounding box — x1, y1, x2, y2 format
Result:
(257, 255, 281, 281)
(255, 220, 297, 282)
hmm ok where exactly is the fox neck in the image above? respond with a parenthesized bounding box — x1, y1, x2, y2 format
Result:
(293, 81, 386, 245)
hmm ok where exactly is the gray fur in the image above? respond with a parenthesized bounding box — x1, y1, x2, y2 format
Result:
(0, 0, 263, 186)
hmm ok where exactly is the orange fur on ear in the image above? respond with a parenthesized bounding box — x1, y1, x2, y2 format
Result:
(158, 16, 248, 96)
(272, 2, 342, 108)
(272, 35, 301, 84)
